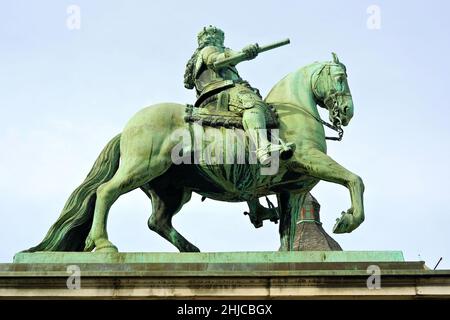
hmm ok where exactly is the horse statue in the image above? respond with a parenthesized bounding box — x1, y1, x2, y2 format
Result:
(25, 53, 364, 253)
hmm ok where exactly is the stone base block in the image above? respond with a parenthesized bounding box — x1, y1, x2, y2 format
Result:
(1, 251, 449, 299)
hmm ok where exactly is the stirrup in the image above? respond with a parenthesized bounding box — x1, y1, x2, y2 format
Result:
(278, 139, 295, 160)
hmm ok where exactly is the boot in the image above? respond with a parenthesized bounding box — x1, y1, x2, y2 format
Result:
(242, 105, 295, 165)
(256, 137, 295, 165)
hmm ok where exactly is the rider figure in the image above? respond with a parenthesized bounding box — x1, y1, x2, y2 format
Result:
(184, 25, 294, 165)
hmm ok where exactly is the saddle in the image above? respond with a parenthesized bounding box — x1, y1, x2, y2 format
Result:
(184, 91, 279, 129)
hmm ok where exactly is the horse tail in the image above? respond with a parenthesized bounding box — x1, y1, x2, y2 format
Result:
(25, 134, 121, 252)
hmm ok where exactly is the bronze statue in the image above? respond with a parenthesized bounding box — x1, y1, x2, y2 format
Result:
(184, 25, 294, 165)
(24, 27, 363, 254)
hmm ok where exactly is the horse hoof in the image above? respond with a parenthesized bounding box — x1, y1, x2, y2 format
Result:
(333, 212, 352, 234)
(95, 245, 119, 253)
(84, 236, 95, 252)
(92, 238, 119, 253)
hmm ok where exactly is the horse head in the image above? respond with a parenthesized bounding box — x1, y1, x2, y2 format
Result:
(312, 53, 354, 127)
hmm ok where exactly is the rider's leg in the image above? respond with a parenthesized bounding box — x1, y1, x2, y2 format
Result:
(242, 104, 294, 165)
(243, 104, 270, 165)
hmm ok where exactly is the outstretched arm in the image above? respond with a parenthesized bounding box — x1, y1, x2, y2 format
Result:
(202, 45, 259, 71)
(202, 46, 233, 70)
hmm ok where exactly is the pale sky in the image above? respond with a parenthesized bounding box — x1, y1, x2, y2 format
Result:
(0, 0, 449, 269)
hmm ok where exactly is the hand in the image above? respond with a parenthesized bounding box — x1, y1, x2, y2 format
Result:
(242, 43, 259, 60)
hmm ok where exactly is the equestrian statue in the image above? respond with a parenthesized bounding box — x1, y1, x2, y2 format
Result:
(25, 25, 364, 253)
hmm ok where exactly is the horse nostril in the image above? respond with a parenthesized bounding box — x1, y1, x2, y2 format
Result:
(343, 106, 348, 115)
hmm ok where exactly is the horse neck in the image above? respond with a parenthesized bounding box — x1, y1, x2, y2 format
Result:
(265, 63, 323, 117)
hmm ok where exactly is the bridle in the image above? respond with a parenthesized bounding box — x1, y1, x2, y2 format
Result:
(311, 63, 352, 141)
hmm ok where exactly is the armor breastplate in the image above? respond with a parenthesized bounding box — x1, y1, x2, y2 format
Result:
(194, 64, 242, 97)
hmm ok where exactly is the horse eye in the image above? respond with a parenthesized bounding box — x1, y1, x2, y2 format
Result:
(336, 77, 344, 90)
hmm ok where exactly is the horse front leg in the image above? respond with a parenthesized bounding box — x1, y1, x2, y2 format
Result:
(293, 148, 365, 233)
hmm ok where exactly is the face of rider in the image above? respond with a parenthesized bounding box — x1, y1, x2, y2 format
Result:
(200, 32, 223, 47)
(198, 26, 224, 47)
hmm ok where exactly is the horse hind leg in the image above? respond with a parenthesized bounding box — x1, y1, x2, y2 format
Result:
(142, 186, 198, 252)
(85, 158, 172, 252)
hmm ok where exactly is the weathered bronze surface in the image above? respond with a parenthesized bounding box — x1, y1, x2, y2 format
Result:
(23, 26, 363, 254)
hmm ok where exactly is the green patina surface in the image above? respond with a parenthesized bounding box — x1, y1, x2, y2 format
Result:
(14, 251, 404, 264)
(22, 26, 364, 255)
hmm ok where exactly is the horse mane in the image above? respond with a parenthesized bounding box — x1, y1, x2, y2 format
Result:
(265, 62, 320, 106)
(264, 61, 343, 107)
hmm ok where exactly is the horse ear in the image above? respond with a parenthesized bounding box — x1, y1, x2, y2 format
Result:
(332, 52, 340, 64)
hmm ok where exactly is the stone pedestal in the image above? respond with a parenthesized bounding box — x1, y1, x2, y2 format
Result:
(1, 251, 450, 299)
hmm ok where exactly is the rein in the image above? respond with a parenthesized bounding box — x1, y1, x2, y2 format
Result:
(276, 102, 344, 141)
(314, 113, 344, 141)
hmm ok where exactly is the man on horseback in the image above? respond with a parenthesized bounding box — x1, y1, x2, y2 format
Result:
(26, 36, 363, 254)
(184, 25, 294, 165)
